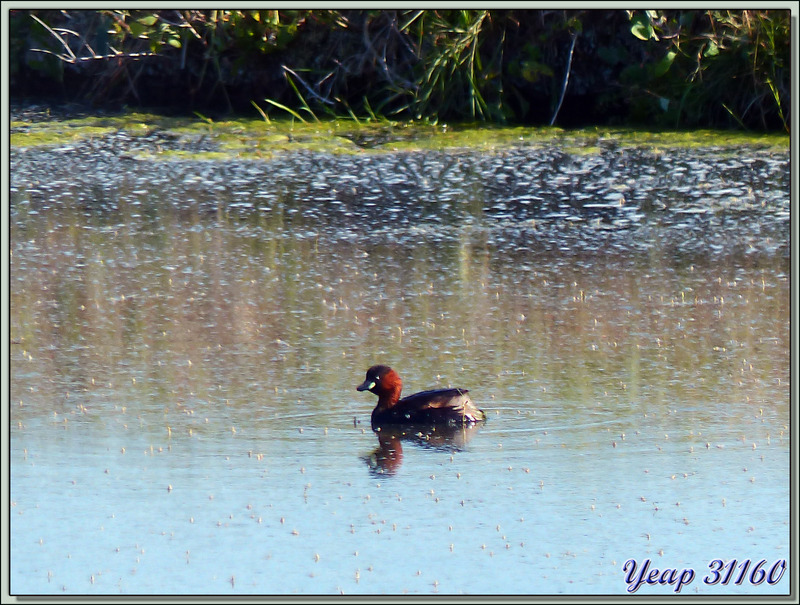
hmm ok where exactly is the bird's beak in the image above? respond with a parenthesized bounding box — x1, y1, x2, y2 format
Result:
(357, 379, 376, 392)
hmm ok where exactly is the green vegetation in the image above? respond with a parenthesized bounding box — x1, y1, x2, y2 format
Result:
(10, 112, 789, 157)
(10, 9, 790, 131)
(10, 121, 117, 148)
(624, 10, 791, 131)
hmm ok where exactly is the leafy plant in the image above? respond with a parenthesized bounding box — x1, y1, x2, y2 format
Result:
(625, 9, 790, 131)
(10, 9, 790, 130)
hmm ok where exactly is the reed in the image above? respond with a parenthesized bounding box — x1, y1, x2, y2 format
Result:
(10, 9, 790, 130)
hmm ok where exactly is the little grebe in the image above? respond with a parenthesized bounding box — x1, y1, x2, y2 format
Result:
(357, 365, 486, 427)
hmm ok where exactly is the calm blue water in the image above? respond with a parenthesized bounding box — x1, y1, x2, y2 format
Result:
(10, 395, 790, 595)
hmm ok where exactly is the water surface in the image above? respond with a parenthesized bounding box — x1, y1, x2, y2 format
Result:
(10, 130, 790, 595)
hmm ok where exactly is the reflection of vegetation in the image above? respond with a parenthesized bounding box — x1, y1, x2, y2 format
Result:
(10, 9, 790, 130)
(10, 200, 789, 436)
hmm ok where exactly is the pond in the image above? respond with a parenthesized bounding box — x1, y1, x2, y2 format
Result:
(9, 119, 791, 596)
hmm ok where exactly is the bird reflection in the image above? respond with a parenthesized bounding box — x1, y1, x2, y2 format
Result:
(364, 422, 483, 476)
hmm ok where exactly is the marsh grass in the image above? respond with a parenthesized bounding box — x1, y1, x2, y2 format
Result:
(11, 9, 790, 130)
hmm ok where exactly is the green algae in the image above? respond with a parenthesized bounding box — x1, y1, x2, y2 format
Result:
(10, 123, 118, 148)
(132, 149, 232, 161)
(215, 130, 362, 156)
(9, 111, 789, 156)
(587, 127, 788, 151)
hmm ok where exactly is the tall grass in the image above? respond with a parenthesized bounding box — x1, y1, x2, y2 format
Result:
(10, 8, 791, 130)
(625, 9, 790, 131)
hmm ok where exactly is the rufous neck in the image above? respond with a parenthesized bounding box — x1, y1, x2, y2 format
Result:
(376, 381, 402, 410)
